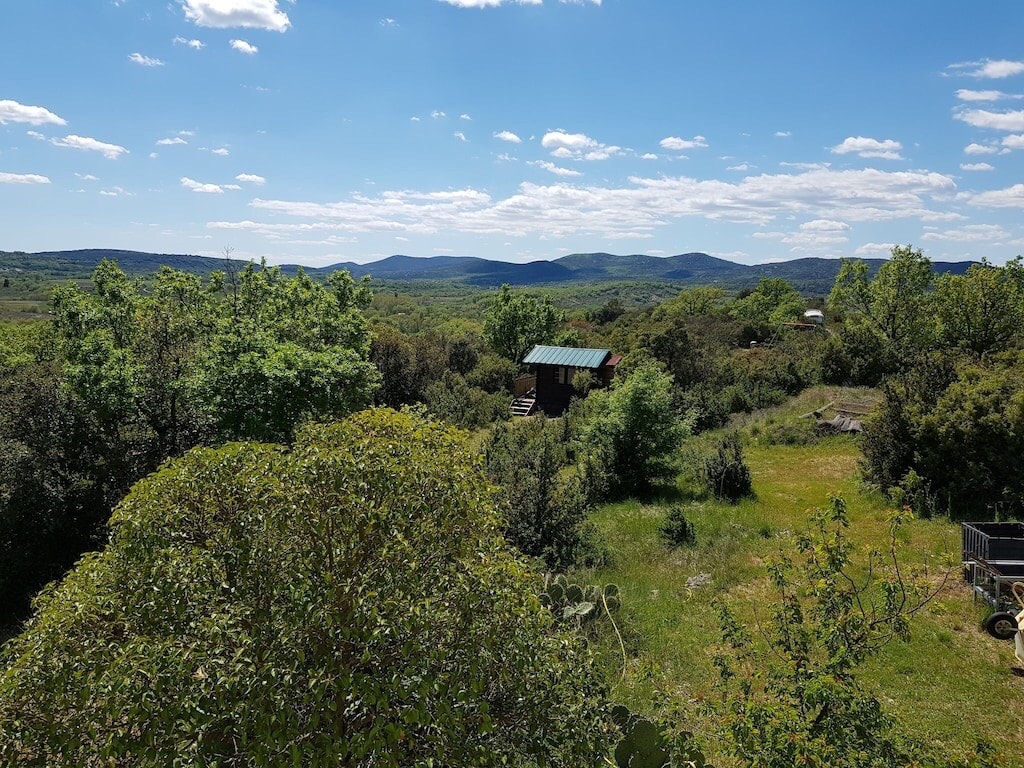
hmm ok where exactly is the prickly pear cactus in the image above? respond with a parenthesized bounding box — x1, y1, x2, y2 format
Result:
(538, 575, 621, 628)
(610, 704, 708, 768)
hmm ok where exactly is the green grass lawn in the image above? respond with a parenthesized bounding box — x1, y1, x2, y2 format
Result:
(576, 386, 1024, 766)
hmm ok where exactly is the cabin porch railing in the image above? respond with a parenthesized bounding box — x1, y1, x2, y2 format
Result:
(513, 374, 537, 396)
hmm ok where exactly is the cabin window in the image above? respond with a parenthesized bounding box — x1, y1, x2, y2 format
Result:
(557, 367, 574, 385)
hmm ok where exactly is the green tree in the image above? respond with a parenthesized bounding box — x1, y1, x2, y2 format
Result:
(0, 409, 610, 766)
(828, 245, 935, 373)
(934, 259, 1024, 357)
(579, 362, 689, 498)
(711, 497, 989, 767)
(730, 277, 805, 332)
(485, 416, 599, 569)
(483, 284, 564, 362)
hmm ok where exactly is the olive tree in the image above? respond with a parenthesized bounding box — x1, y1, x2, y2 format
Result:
(0, 409, 610, 766)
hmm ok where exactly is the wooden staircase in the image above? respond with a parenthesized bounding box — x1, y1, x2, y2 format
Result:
(510, 390, 537, 418)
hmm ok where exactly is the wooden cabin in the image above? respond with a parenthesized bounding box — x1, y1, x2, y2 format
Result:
(510, 345, 620, 417)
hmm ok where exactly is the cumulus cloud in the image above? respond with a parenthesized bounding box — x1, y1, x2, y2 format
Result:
(855, 242, 897, 256)
(453, 131, 468, 142)
(460, 113, 472, 121)
(494, 130, 521, 143)
(800, 219, 850, 232)
(640, 153, 658, 160)
(1002, 134, 1024, 149)
(129, 52, 164, 66)
(51, 135, 128, 159)
(211, 147, 230, 156)
(831, 136, 903, 160)
(230, 39, 259, 54)
(956, 89, 1020, 102)
(949, 59, 1024, 79)
(960, 162, 995, 171)
(75, 173, 99, 181)
(431, 110, 446, 119)
(964, 142, 998, 155)
(964, 184, 1024, 208)
(727, 163, 752, 171)
(774, 131, 792, 138)
(236, 173, 266, 184)
(542, 130, 598, 152)
(182, 0, 291, 32)
(955, 108, 1024, 131)
(214, 167, 958, 244)
(527, 160, 582, 177)
(660, 135, 707, 151)
(541, 130, 619, 160)
(0, 99, 66, 126)
(0, 172, 50, 185)
(181, 177, 225, 193)
(26, 130, 45, 140)
(922, 224, 1008, 242)
(173, 36, 206, 49)
(156, 137, 188, 146)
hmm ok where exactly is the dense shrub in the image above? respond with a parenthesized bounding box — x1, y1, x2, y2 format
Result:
(703, 432, 754, 502)
(661, 505, 697, 547)
(0, 409, 611, 766)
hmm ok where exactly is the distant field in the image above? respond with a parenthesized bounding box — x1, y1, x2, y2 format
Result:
(577, 386, 1024, 766)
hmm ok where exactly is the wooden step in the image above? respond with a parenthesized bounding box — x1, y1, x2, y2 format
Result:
(509, 394, 536, 417)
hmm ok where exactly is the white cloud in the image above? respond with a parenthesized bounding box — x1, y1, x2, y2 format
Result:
(149, 152, 159, 159)
(0, 172, 50, 185)
(181, 177, 224, 193)
(0, 99, 66, 126)
(542, 130, 598, 152)
(528, 160, 582, 177)
(439, 0, 542, 6)
(51, 135, 128, 159)
(99, 186, 130, 197)
(800, 219, 850, 232)
(831, 136, 903, 160)
(211, 147, 230, 156)
(855, 242, 896, 256)
(75, 173, 99, 181)
(380, 18, 397, 27)
(949, 59, 1024, 79)
(181, 0, 291, 32)
(1002, 134, 1024, 149)
(460, 113, 472, 121)
(410, 116, 421, 122)
(129, 52, 164, 67)
(227, 167, 957, 243)
(727, 163, 752, 171)
(960, 162, 995, 171)
(431, 110, 446, 119)
(496, 152, 516, 162)
(26, 130, 45, 140)
(956, 89, 1020, 102)
(640, 153, 658, 160)
(660, 135, 708, 151)
(964, 184, 1024, 208)
(156, 137, 188, 146)
(922, 224, 1008, 242)
(494, 130, 521, 143)
(173, 36, 206, 49)
(230, 39, 259, 54)
(964, 142, 998, 155)
(955, 108, 1024, 131)
(453, 131, 468, 142)
(774, 131, 792, 138)
(236, 173, 266, 184)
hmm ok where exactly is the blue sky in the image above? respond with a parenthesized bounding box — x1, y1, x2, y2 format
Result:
(3, 1, 1024, 267)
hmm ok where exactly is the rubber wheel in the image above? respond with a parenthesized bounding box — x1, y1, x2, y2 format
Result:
(984, 611, 1019, 641)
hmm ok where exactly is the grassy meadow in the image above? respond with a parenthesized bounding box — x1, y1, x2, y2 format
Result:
(576, 386, 1024, 765)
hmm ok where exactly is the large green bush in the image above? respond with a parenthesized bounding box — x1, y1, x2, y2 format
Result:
(0, 409, 609, 766)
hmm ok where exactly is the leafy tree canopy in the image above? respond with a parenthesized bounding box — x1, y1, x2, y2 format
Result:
(0, 409, 609, 767)
(483, 284, 564, 362)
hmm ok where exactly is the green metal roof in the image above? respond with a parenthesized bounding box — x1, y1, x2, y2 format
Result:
(522, 345, 611, 368)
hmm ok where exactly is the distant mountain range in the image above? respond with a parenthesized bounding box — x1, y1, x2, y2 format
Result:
(0, 248, 978, 295)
